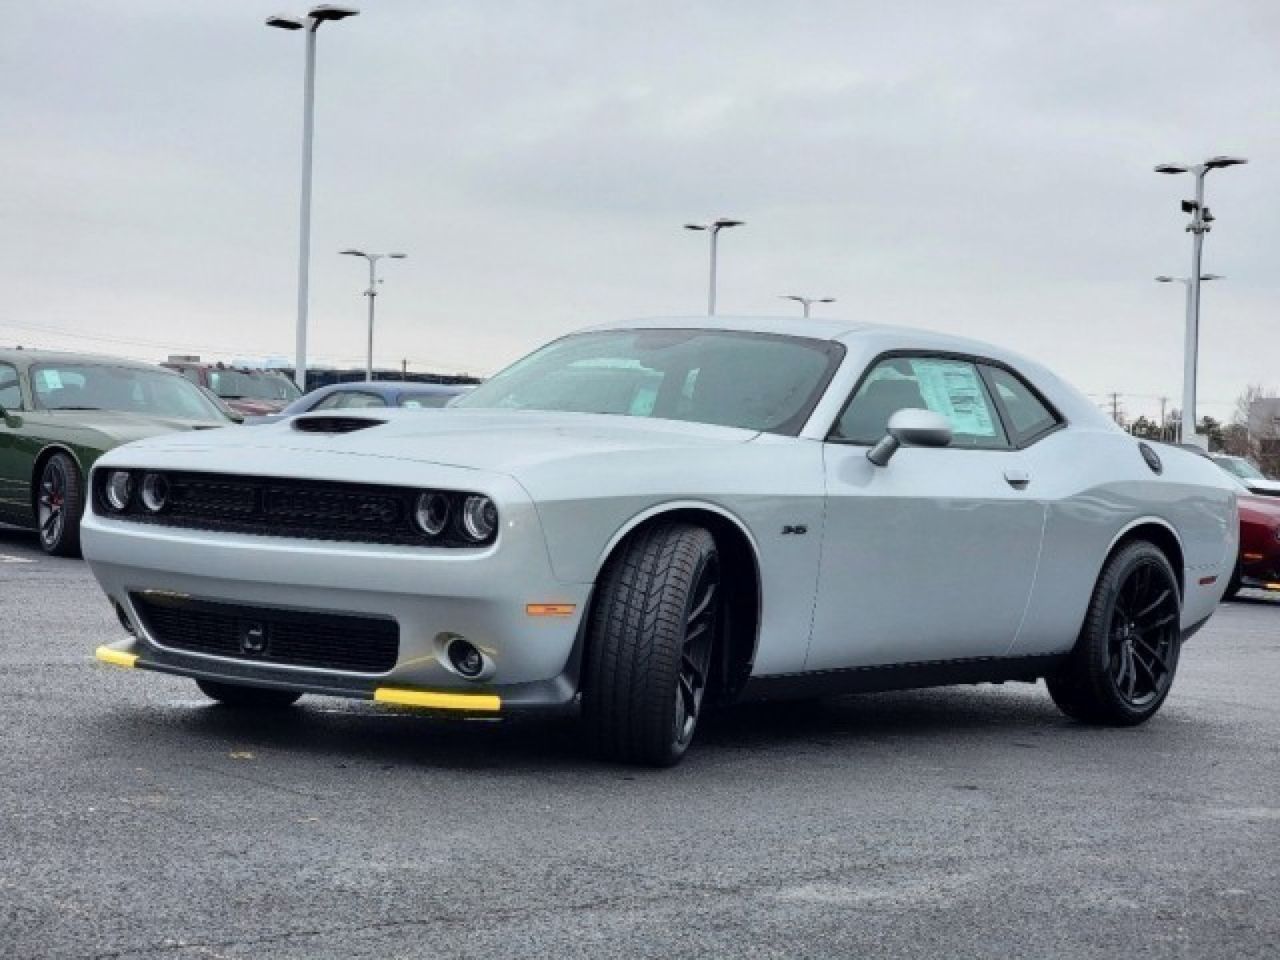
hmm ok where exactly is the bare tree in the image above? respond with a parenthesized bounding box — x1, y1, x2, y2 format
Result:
(1232, 384, 1280, 477)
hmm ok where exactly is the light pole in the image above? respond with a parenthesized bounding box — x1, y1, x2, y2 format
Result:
(267, 4, 361, 391)
(1154, 155, 1247, 446)
(684, 218, 744, 315)
(780, 295, 835, 318)
(341, 249, 406, 381)
(1155, 273, 1222, 443)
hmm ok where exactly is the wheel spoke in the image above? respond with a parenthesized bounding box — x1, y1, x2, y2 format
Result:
(678, 673, 697, 718)
(681, 652, 705, 690)
(687, 582, 717, 626)
(1135, 589, 1171, 622)
(1132, 635, 1170, 674)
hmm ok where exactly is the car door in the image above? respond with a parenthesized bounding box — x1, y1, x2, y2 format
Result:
(0, 362, 30, 523)
(806, 353, 1047, 671)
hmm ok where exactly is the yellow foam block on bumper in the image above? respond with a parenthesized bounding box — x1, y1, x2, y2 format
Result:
(95, 646, 138, 669)
(374, 687, 501, 712)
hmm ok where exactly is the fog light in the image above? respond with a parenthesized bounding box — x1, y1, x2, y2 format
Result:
(140, 473, 169, 513)
(447, 638, 485, 678)
(105, 471, 133, 511)
(460, 495, 497, 542)
(414, 492, 450, 537)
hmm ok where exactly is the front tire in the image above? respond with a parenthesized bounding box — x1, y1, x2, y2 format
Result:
(35, 452, 83, 557)
(1047, 541, 1181, 726)
(196, 678, 302, 709)
(582, 523, 721, 766)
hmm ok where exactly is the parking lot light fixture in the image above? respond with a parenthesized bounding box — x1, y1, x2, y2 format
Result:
(684, 217, 745, 315)
(1155, 272, 1224, 443)
(1153, 155, 1247, 446)
(341, 249, 406, 382)
(780, 295, 836, 318)
(267, 5, 361, 391)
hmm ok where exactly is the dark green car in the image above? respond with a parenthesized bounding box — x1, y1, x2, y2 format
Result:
(0, 348, 232, 556)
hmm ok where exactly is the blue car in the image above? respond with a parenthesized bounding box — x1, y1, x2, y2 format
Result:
(243, 381, 470, 425)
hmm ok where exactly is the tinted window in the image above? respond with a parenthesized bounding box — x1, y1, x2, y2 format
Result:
(457, 329, 842, 434)
(31, 364, 223, 420)
(984, 365, 1059, 444)
(210, 370, 301, 402)
(313, 390, 386, 410)
(834, 355, 1009, 449)
(0, 363, 21, 410)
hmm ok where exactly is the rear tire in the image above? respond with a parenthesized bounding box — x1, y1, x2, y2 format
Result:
(582, 523, 721, 766)
(1047, 541, 1181, 726)
(35, 452, 82, 557)
(196, 678, 302, 709)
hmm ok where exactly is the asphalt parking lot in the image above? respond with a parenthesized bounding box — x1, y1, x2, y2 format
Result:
(1, 526, 1277, 960)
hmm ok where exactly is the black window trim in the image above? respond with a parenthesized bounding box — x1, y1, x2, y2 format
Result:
(824, 348, 1067, 452)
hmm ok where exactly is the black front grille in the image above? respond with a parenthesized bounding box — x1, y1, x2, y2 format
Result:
(132, 593, 399, 674)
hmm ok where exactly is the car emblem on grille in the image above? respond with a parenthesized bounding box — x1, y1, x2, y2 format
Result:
(239, 621, 268, 655)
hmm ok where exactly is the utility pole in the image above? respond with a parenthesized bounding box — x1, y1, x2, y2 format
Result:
(1159, 396, 1169, 441)
(1108, 392, 1122, 425)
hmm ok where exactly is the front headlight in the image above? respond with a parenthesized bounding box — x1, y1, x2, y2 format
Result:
(105, 471, 134, 512)
(413, 492, 451, 537)
(140, 473, 170, 513)
(461, 495, 498, 542)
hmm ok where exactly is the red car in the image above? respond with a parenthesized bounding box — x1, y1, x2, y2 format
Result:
(1228, 493, 1280, 599)
(162, 360, 301, 417)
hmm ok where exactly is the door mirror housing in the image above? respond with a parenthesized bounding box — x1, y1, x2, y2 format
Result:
(867, 408, 952, 466)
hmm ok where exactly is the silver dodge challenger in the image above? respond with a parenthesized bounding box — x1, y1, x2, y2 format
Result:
(86, 317, 1238, 765)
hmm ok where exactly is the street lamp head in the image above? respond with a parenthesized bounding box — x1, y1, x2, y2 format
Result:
(265, 13, 307, 29)
(683, 223, 708, 231)
(1154, 163, 1190, 175)
(340, 248, 366, 257)
(1201, 273, 1223, 281)
(308, 4, 360, 22)
(1205, 155, 1248, 170)
(388, 252, 407, 259)
(1154, 275, 1176, 283)
(713, 218, 744, 229)
(817, 298, 836, 304)
(780, 295, 805, 303)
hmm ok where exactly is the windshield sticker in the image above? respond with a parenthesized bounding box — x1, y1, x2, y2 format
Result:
(38, 369, 63, 391)
(910, 360, 997, 436)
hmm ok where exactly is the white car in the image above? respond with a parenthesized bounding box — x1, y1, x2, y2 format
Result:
(85, 317, 1238, 765)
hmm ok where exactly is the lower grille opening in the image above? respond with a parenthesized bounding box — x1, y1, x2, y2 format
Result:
(131, 594, 399, 674)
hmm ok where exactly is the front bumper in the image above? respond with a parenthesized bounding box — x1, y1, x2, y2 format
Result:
(83, 496, 592, 713)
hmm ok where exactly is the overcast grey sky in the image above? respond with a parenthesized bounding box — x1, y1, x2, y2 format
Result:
(2, 1, 1277, 420)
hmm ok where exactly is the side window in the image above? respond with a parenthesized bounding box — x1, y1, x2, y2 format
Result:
(983, 366, 1060, 445)
(313, 391, 385, 410)
(834, 355, 1009, 449)
(0, 363, 22, 410)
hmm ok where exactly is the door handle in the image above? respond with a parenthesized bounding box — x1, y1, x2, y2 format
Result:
(1004, 468, 1031, 489)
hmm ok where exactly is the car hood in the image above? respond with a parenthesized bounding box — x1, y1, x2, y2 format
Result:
(224, 398, 287, 416)
(34, 410, 228, 444)
(105, 409, 760, 475)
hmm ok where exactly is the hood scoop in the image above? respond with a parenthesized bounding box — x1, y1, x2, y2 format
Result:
(292, 415, 387, 435)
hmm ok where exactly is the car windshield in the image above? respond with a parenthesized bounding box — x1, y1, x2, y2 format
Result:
(209, 369, 301, 402)
(398, 392, 455, 409)
(1215, 456, 1266, 480)
(31, 363, 225, 420)
(456, 329, 842, 434)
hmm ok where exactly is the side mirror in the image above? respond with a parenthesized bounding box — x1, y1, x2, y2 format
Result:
(867, 408, 952, 466)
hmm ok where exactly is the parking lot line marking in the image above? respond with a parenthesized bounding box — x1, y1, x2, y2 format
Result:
(0, 554, 35, 564)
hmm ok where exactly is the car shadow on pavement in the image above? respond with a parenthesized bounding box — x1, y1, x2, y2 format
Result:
(89, 682, 1069, 773)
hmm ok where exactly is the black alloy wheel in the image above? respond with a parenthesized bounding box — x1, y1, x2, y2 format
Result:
(36, 452, 83, 557)
(1048, 540, 1182, 726)
(582, 522, 723, 766)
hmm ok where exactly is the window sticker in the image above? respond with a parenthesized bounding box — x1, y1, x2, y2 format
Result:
(909, 359, 997, 437)
(38, 369, 63, 391)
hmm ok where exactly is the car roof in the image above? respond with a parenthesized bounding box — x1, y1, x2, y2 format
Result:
(0, 347, 175, 372)
(310, 381, 468, 395)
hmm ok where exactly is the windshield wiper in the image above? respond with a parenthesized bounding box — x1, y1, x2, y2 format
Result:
(48, 406, 104, 411)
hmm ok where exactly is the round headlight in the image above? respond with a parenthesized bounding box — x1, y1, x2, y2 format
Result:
(460, 495, 498, 542)
(140, 473, 170, 513)
(105, 471, 133, 512)
(413, 492, 450, 537)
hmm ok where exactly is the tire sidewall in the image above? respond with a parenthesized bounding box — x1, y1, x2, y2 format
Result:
(38, 452, 83, 557)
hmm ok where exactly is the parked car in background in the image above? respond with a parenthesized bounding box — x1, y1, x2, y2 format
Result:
(0, 349, 231, 555)
(162, 359, 301, 417)
(243, 381, 470, 425)
(1211, 454, 1280, 496)
(1223, 483, 1280, 600)
(86, 317, 1238, 766)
